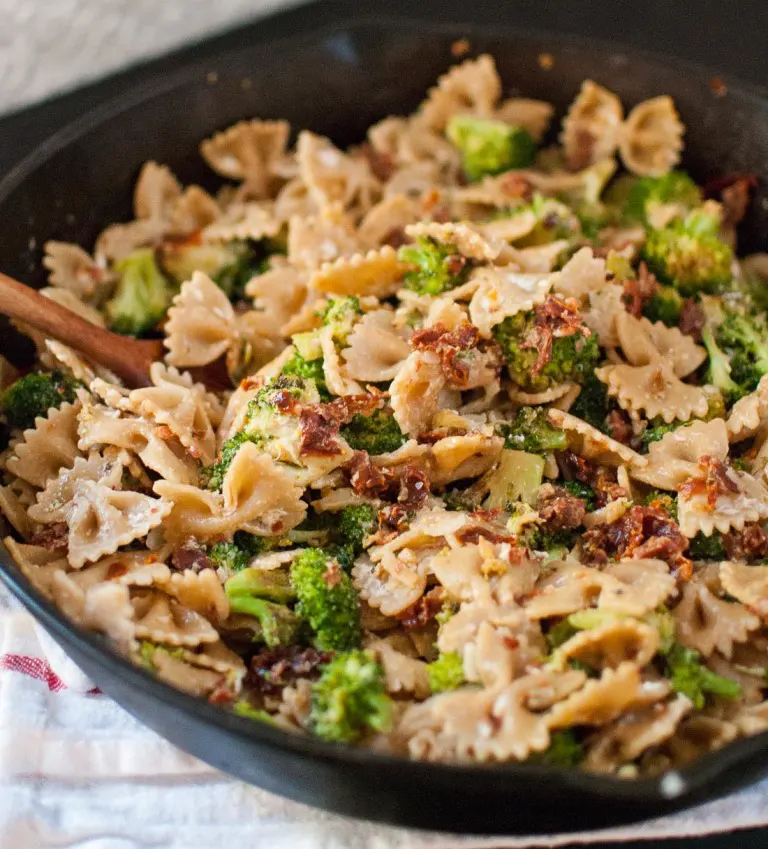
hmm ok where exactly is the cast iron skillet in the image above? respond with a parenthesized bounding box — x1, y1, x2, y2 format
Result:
(1, 11, 768, 836)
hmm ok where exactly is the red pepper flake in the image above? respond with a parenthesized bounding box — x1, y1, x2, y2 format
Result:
(451, 38, 470, 58)
(538, 53, 554, 70)
(710, 77, 728, 97)
(106, 562, 129, 580)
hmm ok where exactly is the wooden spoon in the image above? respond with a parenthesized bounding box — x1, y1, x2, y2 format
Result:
(0, 271, 230, 389)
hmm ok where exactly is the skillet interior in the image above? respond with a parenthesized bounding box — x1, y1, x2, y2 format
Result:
(2, 14, 768, 834)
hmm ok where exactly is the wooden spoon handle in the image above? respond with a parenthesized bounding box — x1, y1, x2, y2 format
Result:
(0, 272, 161, 387)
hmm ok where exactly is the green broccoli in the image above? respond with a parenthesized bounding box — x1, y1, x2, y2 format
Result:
(225, 568, 300, 647)
(716, 308, 768, 394)
(446, 115, 536, 181)
(0, 370, 81, 430)
(569, 371, 613, 433)
(493, 305, 600, 393)
(322, 296, 363, 345)
(524, 526, 578, 555)
(624, 171, 702, 227)
(640, 418, 682, 451)
(280, 351, 329, 400)
(290, 549, 361, 651)
(309, 650, 393, 743)
(340, 408, 407, 455)
(334, 504, 377, 563)
(507, 194, 581, 247)
(531, 730, 584, 767)
(495, 406, 567, 454)
(427, 651, 465, 693)
(106, 248, 174, 335)
(545, 618, 579, 652)
(214, 240, 279, 300)
(642, 284, 684, 327)
(232, 701, 277, 724)
(665, 643, 742, 709)
(204, 431, 264, 491)
(642, 489, 678, 519)
(562, 480, 597, 511)
(137, 641, 185, 671)
(208, 541, 250, 573)
(642, 210, 734, 296)
(399, 237, 469, 296)
(688, 531, 728, 561)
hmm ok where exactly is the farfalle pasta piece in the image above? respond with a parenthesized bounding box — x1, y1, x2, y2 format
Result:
(165, 569, 230, 624)
(5, 399, 83, 488)
(319, 325, 362, 396)
(342, 309, 411, 382)
(547, 409, 646, 468)
(296, 131, 380, 213)
(365, 637, 431, 699)
(287, 204, 360, 269)
(727, 375, 768, 442)
(581, 283, 625, 348)
(674, 580, 759, 658)
(164, 271, 236, 367)
(200, 119, 290, 199)
(133, 161, 182, 222)
(65, 550, 170, 593)
(552, 247, 608, 301)
(547, 662, 669, 729)
(405, 221, 502, 262)
(169, 185, 221, 234)
(310, 247, 405, 298)
(358, 194, 422, 248)
(352, 552, 428, 617)
(77, 402, 199, 485)
(618, 96, 684, 177)
(132, 589, 219, 647)
(494, 98, 554, 142)
(596, 361, 710, 423)
(245, 262, 308, 330)
(420, 54, 501, 131)
(429, 433, 504, 487)
(584, 694, 692, 773)
(42, 241, 113, 299)
(2, 539, 68, 599)
(390, 350, 446, 437)
(155, 443, 306, 542)
(677, 467, 768, 537)
(468, 266, 553, 336)
(551, 619, 660, 672)
(560, 81, 623, 170)
(202, 201, 282, 243)
(614, 311, 706, 378)
(720, 561, 768, 618)
(630, 419, 728, 490)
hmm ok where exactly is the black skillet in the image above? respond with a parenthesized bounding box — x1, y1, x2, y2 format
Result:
(2, 2, 768, 835)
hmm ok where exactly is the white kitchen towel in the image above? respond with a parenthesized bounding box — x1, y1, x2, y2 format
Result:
(0, 0, 306, 114)
(1, 585, 767, 849)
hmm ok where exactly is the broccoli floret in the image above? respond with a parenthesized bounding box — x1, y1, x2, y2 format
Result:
(208, 541, 250, 573)
(624, 171, 702, 227)
(225, 570, 300, 648)
(716, 309, 768, 393)
(204, 431, 263, 491)
(309, 650, 393, 743)
(106, 248, 174, 335)
(688, 531, 728, 561)
(665, 643, 742, 709)
(545, 619, 579, 652)
(531, 730, 584, 767)
(642, 210, 734, 296)
(427, 651, 465, 693)
(290, 549, 361, 651)
(0, 370, 81, 430)
(280, 351, 330, 400)
(399, 237, 469, 296)
(137, 641, 185, 671)
(493, 307, 600, 393)
(340, 408, 407, 455)
(642, 284, 684, 327)
(321, 296, 363, 345)
(446, 115, 536, 181)
(335, 504, 377, 559)
(640, 418, 682, 451)
(496, 406, 567, 454)
(569, 371, 613, 433)
(700, 324, 747, 405)
(160, 239, 267, 300)
(562, 480, 597, 511)
(524, 526, 578, 555)
(643, 489, 678, 520)
(214, 240, 279, 300)
(232, 701, 276, 724)
(225, 566, 295, 604)
(507, 194, 580, 247)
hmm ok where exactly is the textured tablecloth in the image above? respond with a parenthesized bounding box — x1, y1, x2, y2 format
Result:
(2, 585, 768, 848)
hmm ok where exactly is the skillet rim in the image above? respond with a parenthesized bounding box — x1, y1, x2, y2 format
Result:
(1, 9, 768, 823)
